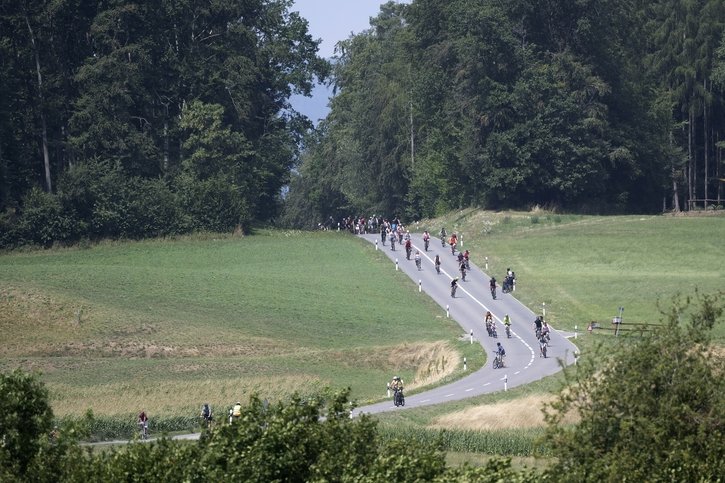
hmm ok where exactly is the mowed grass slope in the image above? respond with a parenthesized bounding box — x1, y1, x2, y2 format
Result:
(0, 230, 471, 417)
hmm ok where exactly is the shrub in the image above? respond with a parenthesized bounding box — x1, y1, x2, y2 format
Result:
(176, 173, 250, 233)
(0, 370, 54, 477)
(17, 188, 79, 247)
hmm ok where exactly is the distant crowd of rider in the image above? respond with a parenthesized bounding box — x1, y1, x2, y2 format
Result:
(318, 215, 391, 234)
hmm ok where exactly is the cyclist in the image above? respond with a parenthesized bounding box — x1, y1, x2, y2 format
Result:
(463, 250, 470, 269)
(389, 375, 404, 392)
(390, 376, 405, 406)
(405, 238, 412, 259)
(434, 254, 441, 274)
(534, 316, 543, 337)
(138, 410, 149, 439)
(201, 403, 213, 429)
(494, 342, 506, 367)
(485, 311, 494, 336)
(230, 401, 242, 424)
(450, 277, 459, 297)
(541, 321, 551, 341)
(495, 342, 506, 357)
(489, 277, 497, 299)
(422, 230, 430, 251)
(503, 314, 512, 338)
(539, 332, 548, 358)
(414, 251, 422, 270)
(449, 233, 458, 254)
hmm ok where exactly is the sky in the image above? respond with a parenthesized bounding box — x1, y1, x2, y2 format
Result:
(289, 0, 408, 123)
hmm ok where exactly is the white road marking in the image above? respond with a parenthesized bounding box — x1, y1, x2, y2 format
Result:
(465, 388, 474, 392)
(411, 243, 537, 365)
(444, 393, 455, 398)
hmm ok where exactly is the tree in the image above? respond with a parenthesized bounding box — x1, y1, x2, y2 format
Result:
(544, 292, 725, 482)
(0, 370, 54, 478)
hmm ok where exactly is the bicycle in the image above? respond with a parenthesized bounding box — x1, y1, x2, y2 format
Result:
(492, 352, 505, 369)
(393, 388, 405, 407)
(138, 421, 148, 440)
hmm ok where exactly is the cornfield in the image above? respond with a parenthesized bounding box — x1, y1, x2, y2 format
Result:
(59, 414, 200, 441)
(377, 426, 549, 457)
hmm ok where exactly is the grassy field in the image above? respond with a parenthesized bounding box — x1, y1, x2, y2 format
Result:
(421, 210, 725, 340)
(0, 230, 479, 420)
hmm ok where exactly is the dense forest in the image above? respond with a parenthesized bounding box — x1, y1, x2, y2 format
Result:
(0, 0, 327, 247)
(284, 0, 725, 226)
(1, 1, 725, 246)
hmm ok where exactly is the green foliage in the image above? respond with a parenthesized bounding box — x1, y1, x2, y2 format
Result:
(0, 370, 54, 477)
(0, 369, 530, 481)
(287, 0, 724, 220)
(59, 160, 183, 240)
(0, 0, 328, 247)
(4, 380, 514, 481)
(543, 292, 725, 482)
(17, 188, 79, 247)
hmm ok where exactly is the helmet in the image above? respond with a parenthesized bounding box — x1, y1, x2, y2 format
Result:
(394, 376, 400, 380)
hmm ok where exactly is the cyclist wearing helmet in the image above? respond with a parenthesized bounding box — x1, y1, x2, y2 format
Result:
(389, 375, 404, 392)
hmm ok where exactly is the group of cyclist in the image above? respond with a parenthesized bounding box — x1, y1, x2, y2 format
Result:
(369, 224, 551, 401)
(483, 312, 552, 365)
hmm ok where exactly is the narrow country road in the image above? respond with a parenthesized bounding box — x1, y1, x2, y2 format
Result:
(351, 232, 579, 416)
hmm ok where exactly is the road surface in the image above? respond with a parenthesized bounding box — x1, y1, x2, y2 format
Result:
(352, 232, 579, 416)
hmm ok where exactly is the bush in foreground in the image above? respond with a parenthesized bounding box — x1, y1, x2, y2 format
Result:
(543, 291, 725, 482)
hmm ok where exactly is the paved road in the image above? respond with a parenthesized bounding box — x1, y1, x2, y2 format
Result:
(352, 232, 579, 416)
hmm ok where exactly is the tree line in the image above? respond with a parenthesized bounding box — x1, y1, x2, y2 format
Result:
(0, 0, 327, 247)
(1, 293, 722, 481)
(284, 0, 725, 227)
